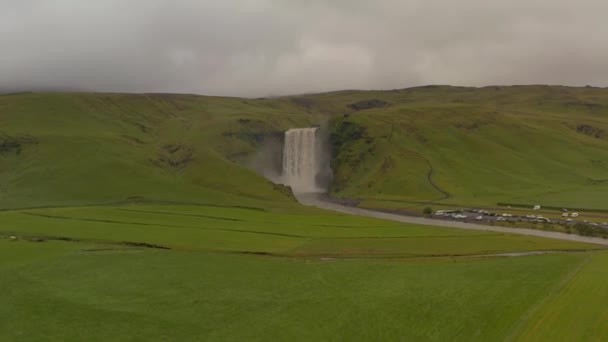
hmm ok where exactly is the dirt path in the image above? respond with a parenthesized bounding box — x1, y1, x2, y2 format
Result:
(297, 193, 608, 247)
(422, 157, 451, 201)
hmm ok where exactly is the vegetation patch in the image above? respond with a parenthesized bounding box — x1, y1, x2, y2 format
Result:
(222, 119, 283, 146)
(121, 241, 171, 250)
(121, 135, 145, 146)
(347, 99, 391, 111)
(565, 100, 605, 110)
(0, 134, 38, 155)
(329, 120, 371, 192)
(289, 96, 316, 110)
(0, 233, 79, 243)
(272, 183, 296, 201)
(575, 124, 605, 139)
(153, 144, 194, 170)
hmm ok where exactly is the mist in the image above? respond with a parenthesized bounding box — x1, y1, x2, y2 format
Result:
(247, 134, 285, 184)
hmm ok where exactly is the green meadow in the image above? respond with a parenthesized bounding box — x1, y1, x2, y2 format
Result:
(2, 87, 608, 340)
(1, 203, 607, 341)
(0, 204, 595, 257)
(1, 231, 607, 341)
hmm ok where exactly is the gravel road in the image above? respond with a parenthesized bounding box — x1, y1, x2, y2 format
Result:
(297, 193, 608, 247)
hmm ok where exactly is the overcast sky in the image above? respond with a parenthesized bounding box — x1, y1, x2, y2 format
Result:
(1, 0, 607, 97)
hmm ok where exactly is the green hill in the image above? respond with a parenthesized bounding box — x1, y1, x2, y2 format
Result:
(0, 93, 319, 209)
(3, 86, 608, 211)
(319, 85, 608, 210)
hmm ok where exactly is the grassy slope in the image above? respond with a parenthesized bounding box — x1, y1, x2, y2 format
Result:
(318, 86, 608, 210)
(0, 93, 316, 209)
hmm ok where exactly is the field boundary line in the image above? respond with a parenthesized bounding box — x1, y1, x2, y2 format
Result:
(504, 253, 592, 341)
(18, 212, 310, 238)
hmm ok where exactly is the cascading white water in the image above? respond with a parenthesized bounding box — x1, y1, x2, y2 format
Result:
(282, 127, 322, 193)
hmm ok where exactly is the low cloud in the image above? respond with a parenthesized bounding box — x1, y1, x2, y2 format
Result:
(1, 0, 607, 97)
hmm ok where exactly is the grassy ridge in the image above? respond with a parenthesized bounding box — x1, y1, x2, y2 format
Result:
(322, 86, 608, 210)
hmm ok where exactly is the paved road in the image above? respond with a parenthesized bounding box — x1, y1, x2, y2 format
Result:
(297, 193, 608, 247)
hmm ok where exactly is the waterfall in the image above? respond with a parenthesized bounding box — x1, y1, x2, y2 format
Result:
(282, 127, 322, 193)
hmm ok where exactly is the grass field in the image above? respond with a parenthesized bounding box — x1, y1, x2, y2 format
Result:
(514, 252, 608, 341)
(1, 204, 595, 257)
(1, 235, 607, 341)
(2, 204, 607, 340)
(3, 87, 608, 340)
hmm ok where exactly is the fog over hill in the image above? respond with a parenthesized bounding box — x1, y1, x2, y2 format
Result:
(2, 0, 608, 97)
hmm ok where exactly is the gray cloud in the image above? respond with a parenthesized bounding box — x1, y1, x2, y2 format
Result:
(1, 0, 607, 97)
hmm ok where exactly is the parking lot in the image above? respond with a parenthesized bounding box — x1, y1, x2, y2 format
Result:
(433, 208, 608, 229)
